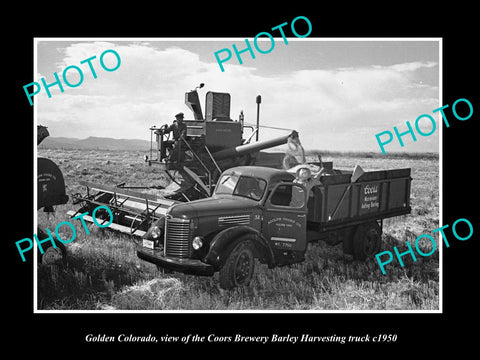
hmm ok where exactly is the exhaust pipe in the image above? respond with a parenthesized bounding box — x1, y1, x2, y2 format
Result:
(256, 95, 261, 141)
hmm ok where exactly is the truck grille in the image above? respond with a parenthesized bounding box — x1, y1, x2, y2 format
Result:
(164, 217, 191, 258)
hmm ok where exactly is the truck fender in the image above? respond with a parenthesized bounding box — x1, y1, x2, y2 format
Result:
(204, 225, 275, 271)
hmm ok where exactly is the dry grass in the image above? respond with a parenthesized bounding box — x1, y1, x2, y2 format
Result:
(37, 148, 439, 311)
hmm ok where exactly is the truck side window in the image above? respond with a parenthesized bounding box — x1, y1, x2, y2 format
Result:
(270, 184, 305, 208)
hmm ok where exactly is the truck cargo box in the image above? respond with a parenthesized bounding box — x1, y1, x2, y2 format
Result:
(307, 168, 411, 226)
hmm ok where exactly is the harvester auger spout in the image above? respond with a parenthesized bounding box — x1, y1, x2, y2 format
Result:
(67, 85, 299, 237)
(211, 131, 296, 161)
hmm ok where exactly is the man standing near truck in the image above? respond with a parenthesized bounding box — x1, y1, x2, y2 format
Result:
(283, 130, 306, 169)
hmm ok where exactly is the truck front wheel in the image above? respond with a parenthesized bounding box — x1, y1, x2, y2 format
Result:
(219, 239, 255, 290)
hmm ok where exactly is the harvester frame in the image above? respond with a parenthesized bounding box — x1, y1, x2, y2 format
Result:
(68, 84, 298, 238)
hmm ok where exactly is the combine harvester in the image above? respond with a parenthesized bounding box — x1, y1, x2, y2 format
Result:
(67, 85, 298, 237)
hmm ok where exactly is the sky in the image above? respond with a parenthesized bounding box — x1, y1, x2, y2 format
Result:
(35, 38, 440, 153)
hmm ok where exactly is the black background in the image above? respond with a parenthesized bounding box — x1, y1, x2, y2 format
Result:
(6, 3, 478, 354)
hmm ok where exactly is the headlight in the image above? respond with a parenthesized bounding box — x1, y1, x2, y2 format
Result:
(296, 167, 311, 181)
(151, 226, 162, 239)
(192, 236, 203, 250)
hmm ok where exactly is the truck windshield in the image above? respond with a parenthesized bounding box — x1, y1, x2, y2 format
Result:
(215, 174, 267, 201)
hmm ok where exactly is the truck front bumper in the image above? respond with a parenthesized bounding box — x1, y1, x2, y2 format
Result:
(137, 246, 215, 276)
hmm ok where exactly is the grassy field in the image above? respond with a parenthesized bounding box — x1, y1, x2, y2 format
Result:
(36, 148, 439, 311)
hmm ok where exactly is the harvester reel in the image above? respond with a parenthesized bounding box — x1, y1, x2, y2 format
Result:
(71, 192, 89, 205)
(130, 211, 152, 236)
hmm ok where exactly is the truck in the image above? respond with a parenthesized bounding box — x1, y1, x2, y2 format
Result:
(136, 161, 411, 289)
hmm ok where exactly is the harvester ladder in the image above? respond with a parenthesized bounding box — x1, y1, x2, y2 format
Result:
(180, 137, 216, 195)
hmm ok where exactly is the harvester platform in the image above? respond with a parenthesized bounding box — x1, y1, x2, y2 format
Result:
(67, 180, 178, 237)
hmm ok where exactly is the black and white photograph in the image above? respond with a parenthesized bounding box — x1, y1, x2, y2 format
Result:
(7, 5, 478, 353)
(34, 38, 441, 312)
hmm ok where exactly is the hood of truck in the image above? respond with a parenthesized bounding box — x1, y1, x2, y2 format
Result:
(168, 195, 258, 219)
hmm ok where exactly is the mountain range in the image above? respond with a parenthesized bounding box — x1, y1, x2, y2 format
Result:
(39, 136, 151, 151)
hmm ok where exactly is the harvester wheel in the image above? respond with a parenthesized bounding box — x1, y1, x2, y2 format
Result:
(219, 239, 255, 290)
(352, 222, 382, 261)
(40, 243, 67, 265)
(36, 228, 67, 265)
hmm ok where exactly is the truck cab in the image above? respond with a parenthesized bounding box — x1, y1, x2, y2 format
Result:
(137, 166, 309, 289)
(214, 166, 310, 260)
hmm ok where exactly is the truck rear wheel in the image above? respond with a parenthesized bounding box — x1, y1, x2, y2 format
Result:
(353, 222, 381, 261)
(219, 239, 255, 290)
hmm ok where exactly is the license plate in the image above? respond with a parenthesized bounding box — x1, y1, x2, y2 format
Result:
(143, 239, 154, 249)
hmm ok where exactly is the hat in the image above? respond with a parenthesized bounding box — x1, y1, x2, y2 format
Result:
(175, 112, 184, 119)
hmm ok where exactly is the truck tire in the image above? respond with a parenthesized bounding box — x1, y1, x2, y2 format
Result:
(219, 239, 255, 290)
(352, 222, 381, 261)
